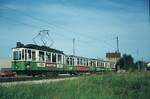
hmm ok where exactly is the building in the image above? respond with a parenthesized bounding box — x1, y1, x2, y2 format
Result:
(106, 52, 121, 63)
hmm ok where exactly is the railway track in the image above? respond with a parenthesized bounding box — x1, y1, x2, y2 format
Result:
(0, 75, 77, 83)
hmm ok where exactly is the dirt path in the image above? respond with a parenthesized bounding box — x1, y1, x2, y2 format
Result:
(0, 77, 77, 86)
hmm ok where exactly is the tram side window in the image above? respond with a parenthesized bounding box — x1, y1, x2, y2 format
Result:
(101, 62, 104, 67)
(66, 57, 69, 65)
(58, 54, 61, 63)
(13, 51, 18, 60)
(28, 50, 31, 60)
(32, 51, 36, 61)
(22, 49, 24, 60)
(80, 59, 82, 65)
(104, 63, 106, 67)
(84, 59, 86, 66)
(72, 58, 74, 65)
(77, 58, 79, 65)
(70, 58, 73, 65)
(97, 61, 99, 66)
(39, 51, 44, 61)
(46, 52, 51, 62)
(90, 61, 93, 66)
(93, 61, 96, 66)
(52, 53, 56, 63)
(25, 50, 27, 60)
(86, 60, 88, 66)
(19, 51, 21, 60)
(99, 62, 102, 67)
(100, 62, 102, 67)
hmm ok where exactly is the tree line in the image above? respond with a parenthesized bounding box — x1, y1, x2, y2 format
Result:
(116, 54, 147, 72)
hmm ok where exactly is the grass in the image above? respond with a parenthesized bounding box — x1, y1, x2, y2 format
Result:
(0, 72, 150, 99)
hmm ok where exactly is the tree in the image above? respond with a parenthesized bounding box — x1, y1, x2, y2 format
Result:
(135, 61, 146, 71)
(116, 54, 134, 71)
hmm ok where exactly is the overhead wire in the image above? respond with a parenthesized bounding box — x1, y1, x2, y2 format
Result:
(0, 5, 116, 49)
(0, 6, 112, 43)
(0, 15, 44, 30)
(0, 6, 99, 42)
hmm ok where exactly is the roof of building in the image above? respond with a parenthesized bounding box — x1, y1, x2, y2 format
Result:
(106, 52, 121, 58)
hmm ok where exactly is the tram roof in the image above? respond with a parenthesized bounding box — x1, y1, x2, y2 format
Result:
(15, 43, 64, 54)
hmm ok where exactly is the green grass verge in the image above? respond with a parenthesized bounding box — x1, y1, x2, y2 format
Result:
(0, 72, 150, 99)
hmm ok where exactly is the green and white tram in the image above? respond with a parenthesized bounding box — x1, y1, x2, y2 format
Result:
(12, 42, 116, 76)
(12, 43, 65, 75)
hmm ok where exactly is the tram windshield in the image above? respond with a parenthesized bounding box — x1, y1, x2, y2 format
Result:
(13, 51, 21, 60)
(13, 49, 36, 61)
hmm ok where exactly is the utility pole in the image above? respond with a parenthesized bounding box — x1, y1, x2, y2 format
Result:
(73, 38, 75, 56)
(116, 36, 119, 53)
(142, 57, 144, 71)
(137, 49, 140, 71)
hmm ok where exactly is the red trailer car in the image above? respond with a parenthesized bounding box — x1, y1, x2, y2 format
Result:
(0, 71, 17, 77)
(0, 68, 17, 77)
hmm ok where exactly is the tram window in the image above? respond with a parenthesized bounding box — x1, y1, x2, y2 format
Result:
(39, 51, 44, 61)
(83, 59, 84, 65)
(100, 62, 102, 66)
(101, 63, 104, 66)
(97, 61, 99, 66)
(104, 63, 106, 67)
(66, 57, 69, 64)
(80, 59, 82, 65)
(46, 52, 51, 62)
(70, 58, 73, 65)
(93, 61, 96, 66)
(106, 63, 108, 67)
(19, 51, 21, 60)
(77, 58, 79, 65)
(86, 60, 88, 66)
(52, 53, 56, 62)
(99, 62, 102, 66)
(90, 61, 93, 66)
(25, 50, 27, 60)
(32, 51, 36, 61)
(91, 61, 93, 66)
(84, 59, 86, 65)
(72, 58, 74, 65)
(99, 62, 101, 66)
(13, 51, 18, 60)
(58, 54, 61, 63)
(28, 50, 31, 59)
(22, 49, 24, 60)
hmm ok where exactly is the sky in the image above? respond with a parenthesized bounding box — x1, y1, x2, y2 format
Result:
(0, 0, 149, 61)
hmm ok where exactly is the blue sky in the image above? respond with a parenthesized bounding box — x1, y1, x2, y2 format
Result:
(0, 0, 149, 61)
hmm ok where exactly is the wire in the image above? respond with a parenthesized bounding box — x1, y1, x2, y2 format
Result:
(0, 5, 117, 50)
(0, 6, 115, 47)
(0, 6, 56, 29)
(0, 15, 44, 30)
